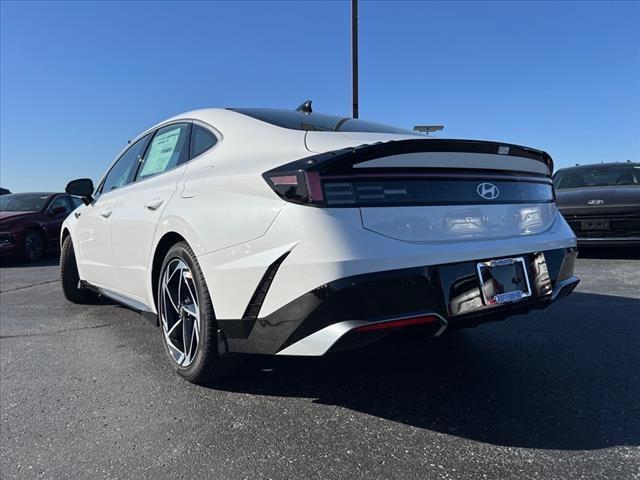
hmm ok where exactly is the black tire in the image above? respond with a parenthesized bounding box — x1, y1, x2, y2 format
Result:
(23, 229, 45, 262)
(60, 235, 97, 304)
(158, 241, 243, 384)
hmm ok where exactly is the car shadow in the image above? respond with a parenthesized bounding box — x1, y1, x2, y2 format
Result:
(578, 246, 640, 260)
(0, 253, 60, 268)
(213, 292, 640, 451)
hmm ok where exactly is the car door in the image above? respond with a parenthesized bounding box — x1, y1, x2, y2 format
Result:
(42, 195, 73, 250)
(75, 133, 151, 289)
(110, 122, 192, 304)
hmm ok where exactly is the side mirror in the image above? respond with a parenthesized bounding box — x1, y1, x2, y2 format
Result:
(65, 178, 94, 205)
(51, 206, 67, 215)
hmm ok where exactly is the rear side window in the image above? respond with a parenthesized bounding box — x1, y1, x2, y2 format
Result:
(190, 125, 217, 158)
(101, 133, 152, 193)
(137, 123, 191, 180)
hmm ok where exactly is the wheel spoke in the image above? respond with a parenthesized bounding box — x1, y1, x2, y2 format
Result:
(182, 271, 197, 302)
(166, 260, 182, 283)
(181, 303, 198, 318)
(166, 316, 183, 336)
(163, 283, 180, 313)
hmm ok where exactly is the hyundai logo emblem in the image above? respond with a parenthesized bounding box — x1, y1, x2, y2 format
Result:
(476, 182, 500, 200)
(587, 199, 605, 205)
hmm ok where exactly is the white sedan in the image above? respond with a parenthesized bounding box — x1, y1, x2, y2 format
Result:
(61, 105, 579, 383)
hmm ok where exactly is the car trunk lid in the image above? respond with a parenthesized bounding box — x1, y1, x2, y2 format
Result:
(266, 136, 556, 243)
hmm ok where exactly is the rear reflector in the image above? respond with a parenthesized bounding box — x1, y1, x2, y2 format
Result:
(352, 315, 440, 333)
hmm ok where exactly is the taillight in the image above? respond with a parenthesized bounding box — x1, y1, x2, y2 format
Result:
(265, 173, 554, 207)
(263, 139, 554, 207)
(263, 171, 325, 205)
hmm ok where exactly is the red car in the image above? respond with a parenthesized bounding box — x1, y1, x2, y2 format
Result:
(0, 192, 82, 261)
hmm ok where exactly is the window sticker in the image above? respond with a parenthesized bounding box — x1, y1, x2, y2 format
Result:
(141, 127, 181, 177)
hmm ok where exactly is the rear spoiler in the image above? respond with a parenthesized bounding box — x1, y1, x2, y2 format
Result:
(272, 139, 554, 176)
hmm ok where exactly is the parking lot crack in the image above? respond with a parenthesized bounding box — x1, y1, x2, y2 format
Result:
(0, 323, 115, 339)
(0, 279, 59, 293)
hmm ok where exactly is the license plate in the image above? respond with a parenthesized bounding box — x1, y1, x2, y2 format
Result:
(581, 219, 609, 231)
(476, 257, 532, 305)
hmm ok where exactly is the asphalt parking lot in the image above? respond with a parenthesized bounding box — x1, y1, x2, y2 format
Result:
(1, 250, 639, 479)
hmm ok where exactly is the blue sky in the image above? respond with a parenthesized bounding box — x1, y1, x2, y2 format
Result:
(1, 0, 638, 192)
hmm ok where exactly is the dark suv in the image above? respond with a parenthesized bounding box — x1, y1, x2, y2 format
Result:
(554, 162, 640, 246)
(0, 192, 82, 261)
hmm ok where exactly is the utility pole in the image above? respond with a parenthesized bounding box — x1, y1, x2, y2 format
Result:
(351, 0, 359, 118)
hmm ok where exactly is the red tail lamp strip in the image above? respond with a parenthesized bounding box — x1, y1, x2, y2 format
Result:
(270, 175, 298, 186)
(352, 315, 439, 333)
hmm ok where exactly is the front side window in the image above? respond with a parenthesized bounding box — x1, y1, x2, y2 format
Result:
(137, 123, 191, 180)
(69, 196, 83, 208)
(190, 124, 217, 158)
(101, 133, 152, 193)
(48, 195, 71, 214)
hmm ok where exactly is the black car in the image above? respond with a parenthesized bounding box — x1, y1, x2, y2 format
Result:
(554, 162, 640, 246)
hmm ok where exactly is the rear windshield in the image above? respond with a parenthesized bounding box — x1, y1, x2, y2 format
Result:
(554, 164, 640, 189)
(229, 108, 416, 135)
(0, 193, 52, 212)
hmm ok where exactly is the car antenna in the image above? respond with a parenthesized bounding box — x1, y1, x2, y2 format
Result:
(413, 125, 444, 135)
(295, 100, 313, 114)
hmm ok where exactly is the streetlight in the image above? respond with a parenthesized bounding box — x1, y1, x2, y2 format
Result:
(352, 0, 359, 118)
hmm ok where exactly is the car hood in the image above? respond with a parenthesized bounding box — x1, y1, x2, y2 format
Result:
(0, 211, 36, 222)
(556, 186, 640, 214)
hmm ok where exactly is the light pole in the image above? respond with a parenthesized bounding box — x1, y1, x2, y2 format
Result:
(351, 0, 359, 118)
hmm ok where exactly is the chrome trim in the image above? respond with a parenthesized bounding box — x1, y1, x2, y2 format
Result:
(93, 118, 223, 199)
(276, 312, 448, 357)
(476, 256, 532, 305)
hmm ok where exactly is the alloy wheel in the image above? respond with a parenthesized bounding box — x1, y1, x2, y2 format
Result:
(25, 231, 44, 261)
(159, 258, 200, 367)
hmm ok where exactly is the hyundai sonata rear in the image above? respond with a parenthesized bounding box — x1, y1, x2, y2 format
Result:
(61, 106, 578, 383)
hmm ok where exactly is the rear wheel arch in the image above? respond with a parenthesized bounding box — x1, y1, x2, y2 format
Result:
(151, 232, 188, 312)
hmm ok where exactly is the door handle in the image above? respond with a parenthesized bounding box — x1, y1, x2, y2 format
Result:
(100, 208, 113, 218)
(144, 198, 164, 211)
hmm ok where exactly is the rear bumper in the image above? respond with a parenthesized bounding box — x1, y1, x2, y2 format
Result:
(220, 246, 578, 356)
